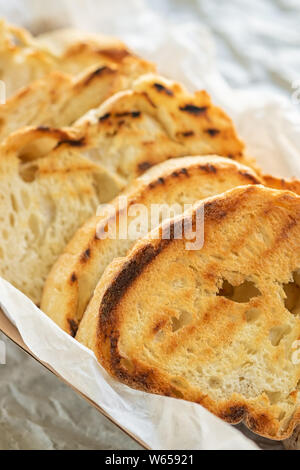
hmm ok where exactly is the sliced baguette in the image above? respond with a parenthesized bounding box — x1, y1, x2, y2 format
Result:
(73, 74, 255, 178)
(83, 185, 300, 440)
(0, 65, 250, 307)
(42, 156, 262, 336)
(0, 57, 153, 142)
(0, 19, 153, 97)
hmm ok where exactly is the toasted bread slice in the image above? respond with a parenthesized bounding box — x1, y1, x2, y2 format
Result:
(0, 19, 154, 97)
(0, 127, 124, 305)
(0, 57, 153, 142)
(73, 74, 255, 178)
(42, 156, 262, 336)
(82, 185, 300, 440)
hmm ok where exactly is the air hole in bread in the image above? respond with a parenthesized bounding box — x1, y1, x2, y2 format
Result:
(246, 348, 258, 355)
(245, 308, 261, 323)
(283, 271, 300, 315)
(278, 411, 286, 421)
(171, 310, 193, 332)
(19, 163, 38, 183)
(18, 137, 57, 163)
(9, 213, 15, 227)
(28, 213, 40, 239)
(209, 376, 223, 389)
(218, 279, 260, 303)
(10, 194, 18, 212)
(269, 325, 291, 347)
(265, 390, 282, 405)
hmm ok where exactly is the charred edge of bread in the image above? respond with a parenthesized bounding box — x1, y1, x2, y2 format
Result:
(96, 186, 300, 439)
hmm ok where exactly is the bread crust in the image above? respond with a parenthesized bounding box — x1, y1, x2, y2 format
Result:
(93, 186, 300, 440)
(263, 174, 300, 196)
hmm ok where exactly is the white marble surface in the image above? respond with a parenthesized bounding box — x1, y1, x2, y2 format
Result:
(0, 0, 299, 450)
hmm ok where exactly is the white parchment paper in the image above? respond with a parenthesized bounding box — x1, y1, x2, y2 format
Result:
(0, 0, 300, 450)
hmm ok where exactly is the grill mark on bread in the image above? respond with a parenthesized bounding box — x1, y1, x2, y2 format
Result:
(204, 185, 256, 223)
(36, 125, 51, 132)
(153, 83, 174, 96)
(138, 161, 152, 172)
(99, 112, 111, 122)
(239, 171, 261, 184)
(179, 104, 208, 115)
(171, 167, 190, 178)
(176, 131, 195, 137)
(205, 128, 220, 137)
(83, 65, 115, 86)
(199, 164, 217, 174)
(56, 137, 86, 149)
(81, 248, 91, 263)
(115, 111, 141, 118)
(100, 241, 171, 322)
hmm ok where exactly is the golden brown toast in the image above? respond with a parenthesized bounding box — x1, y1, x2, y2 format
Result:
(83, 185, 300, 440)
(0, 19, 153, 97)
(41, 156, 262, 335)
(0, 60, 154, 142)
(73, 74, 255, 179)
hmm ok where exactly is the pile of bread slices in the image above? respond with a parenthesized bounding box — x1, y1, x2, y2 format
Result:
(1, 19, 300, 445)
